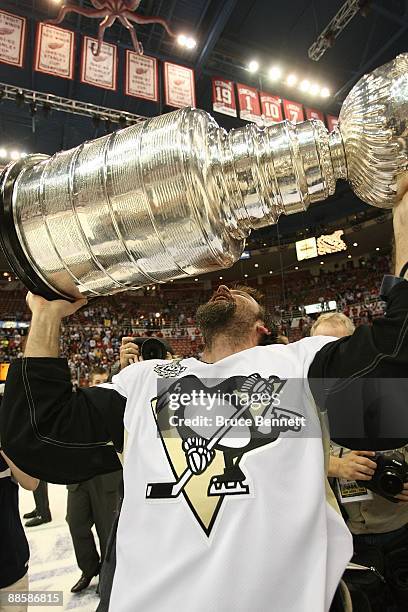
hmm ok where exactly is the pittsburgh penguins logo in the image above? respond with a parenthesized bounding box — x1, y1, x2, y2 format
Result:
(146, 374, 305, 536)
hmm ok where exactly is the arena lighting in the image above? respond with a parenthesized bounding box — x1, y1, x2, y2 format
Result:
(177, 34, 196, 49)
(10, 151, 20, 160)
(309, 83, 320, 96)
(320, 87, 330, 98)
(0, 148, 6, 157)
(268, 65, 282, 80)
(353, 242, 358, 247)
(248, 60, 259, 73)
(155, 312, 160, 318)
(286, 74, 298, 86)
(269, 270, 273, 274)
(295, 266, 299, 270)
(244, 274, 248, 278)
(348, 254, 352, 258)
(194, 278, 198, 281)
(254, 263, 259, 268)
(2, 272, 9, 277)
(376, 247, 380, 251)
(299, 79, 310, 92)
(320, 261, 324, 265)
(219, 276, 223, 280)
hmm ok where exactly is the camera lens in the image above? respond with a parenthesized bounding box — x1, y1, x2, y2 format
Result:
(141, 338, 167, 360)
(379, 470, 404, 495)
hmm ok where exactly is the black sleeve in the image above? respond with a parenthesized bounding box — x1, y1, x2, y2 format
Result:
(309, 280, 408, 450)
(0, 358, 126, 484)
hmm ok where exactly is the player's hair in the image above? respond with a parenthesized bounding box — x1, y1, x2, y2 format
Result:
(310, 312, 355, 337)
(89, 366, 109, 381)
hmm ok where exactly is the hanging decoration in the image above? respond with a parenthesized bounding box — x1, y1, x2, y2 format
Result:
(47, 0, 176, 56)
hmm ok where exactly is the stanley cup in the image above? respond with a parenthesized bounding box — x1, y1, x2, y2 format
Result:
(0, 54, 407, 300)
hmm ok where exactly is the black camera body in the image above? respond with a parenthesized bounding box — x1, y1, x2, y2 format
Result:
(357, 451, 408, 503)
(133, 337, 169, 361)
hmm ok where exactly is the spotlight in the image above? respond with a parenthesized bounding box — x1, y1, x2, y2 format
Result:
(0, 148, 7, 158)
(353, 242, 358, 247)
(254, 263, 259, 268)
(268, 65, 282, 80)
(295, 266, 299, 270)
(244, 274, 248, 278)
(248, 60, 259, 73)
(299, 79, 310, 92)
(269, 270, 273, 274)
(10, 150, 20, 160)
(194, 278, 198, 281)
(177, 34, 197, 49)
(309, 83, 320, 96)
(3, 272, 9, 277)
(286, 74, 297, 86)
(320, 261, 324, 265)
(219, 276, 223, 280)
(376, 247, 380, 251)
(320, 87, 330, 98)
(15, 91, 25, 107)
(348, 255, 352, 259)
(20, 152, 27, 158)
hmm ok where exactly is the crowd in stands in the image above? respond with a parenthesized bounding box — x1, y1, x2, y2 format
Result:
(0, 252, 391, 384)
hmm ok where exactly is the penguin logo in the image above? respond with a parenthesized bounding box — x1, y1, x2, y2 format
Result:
(146, 374, 304, 536)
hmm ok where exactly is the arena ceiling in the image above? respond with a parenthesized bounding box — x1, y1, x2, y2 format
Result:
(0, 0, 406, 274)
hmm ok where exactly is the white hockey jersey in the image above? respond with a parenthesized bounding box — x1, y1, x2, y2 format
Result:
(109, 337, 353, 612)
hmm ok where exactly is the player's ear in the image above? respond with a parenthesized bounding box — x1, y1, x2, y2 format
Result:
(256, 323, 269, 336)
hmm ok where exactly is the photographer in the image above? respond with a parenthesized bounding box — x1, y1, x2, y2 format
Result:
(2, 179, 408, 611)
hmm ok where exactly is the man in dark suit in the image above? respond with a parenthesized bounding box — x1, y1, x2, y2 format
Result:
(66, 367, 122, 594)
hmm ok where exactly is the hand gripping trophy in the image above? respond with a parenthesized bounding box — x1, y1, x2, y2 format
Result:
(0, 54, 407, 300)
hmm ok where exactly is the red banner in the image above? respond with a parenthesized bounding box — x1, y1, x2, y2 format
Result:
(212, 78, 237, 117)
(164, 62, 195, 108)
(34, 23, 74, 79)
(283, 99, 304, 124)
(260, 93, 283, 125)
(125, 51, 158, 101)
(326, 115, 339, 131)
(0, 10, 26, 68)
(305, 107, 324, 122)
(81, 36, 117, 90)
(237, 83, 261, 124)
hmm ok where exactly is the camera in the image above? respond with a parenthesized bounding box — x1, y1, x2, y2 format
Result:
(133, 337, 170, 361)
(357, 451, 408, 503)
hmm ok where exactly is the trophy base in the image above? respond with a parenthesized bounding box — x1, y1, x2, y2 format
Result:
(0, 157, 72, 302)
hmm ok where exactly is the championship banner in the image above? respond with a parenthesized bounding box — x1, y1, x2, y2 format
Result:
(81, 36, 117, 91)
(34, 23, 74, 80)
(305, 107, 324, 122)
(0, 10, 26, 68)
(283, 99, 304, 124)
(212, 78, 237, 117)
(327, 115, 339, 131)
(164, 62, 196, 109)
(237, 83, 261, 124)
(125, 50, 158, 101)
(260, 93, 283, 125)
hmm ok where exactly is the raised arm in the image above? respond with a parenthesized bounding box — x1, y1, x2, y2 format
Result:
(0, 294, 126, 484)
(309, 177, 408, 450)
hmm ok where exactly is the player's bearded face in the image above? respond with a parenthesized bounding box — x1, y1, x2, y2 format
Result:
(196, 286, 261, 346)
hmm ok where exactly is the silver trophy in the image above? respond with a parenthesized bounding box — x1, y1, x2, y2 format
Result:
(0, 54, 407, 300)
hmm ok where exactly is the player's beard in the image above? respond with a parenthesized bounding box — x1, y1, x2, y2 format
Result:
(196, 300, 258, 348)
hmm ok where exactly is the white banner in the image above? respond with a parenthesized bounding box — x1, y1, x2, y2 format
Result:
(125, 51, 158, 101)
(0, 10, 26, 68)
(81, 36, 117, 91)
(34, 23, 74, 79)
(164, 62, 195, 109)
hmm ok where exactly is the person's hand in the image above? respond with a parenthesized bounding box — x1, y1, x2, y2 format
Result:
(395, 482, 408, 503)
(26, 292, 87, 320)
(393, 173, 408, 273)
(338, 451, 377, 481)
(120, 337, 142, 369)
